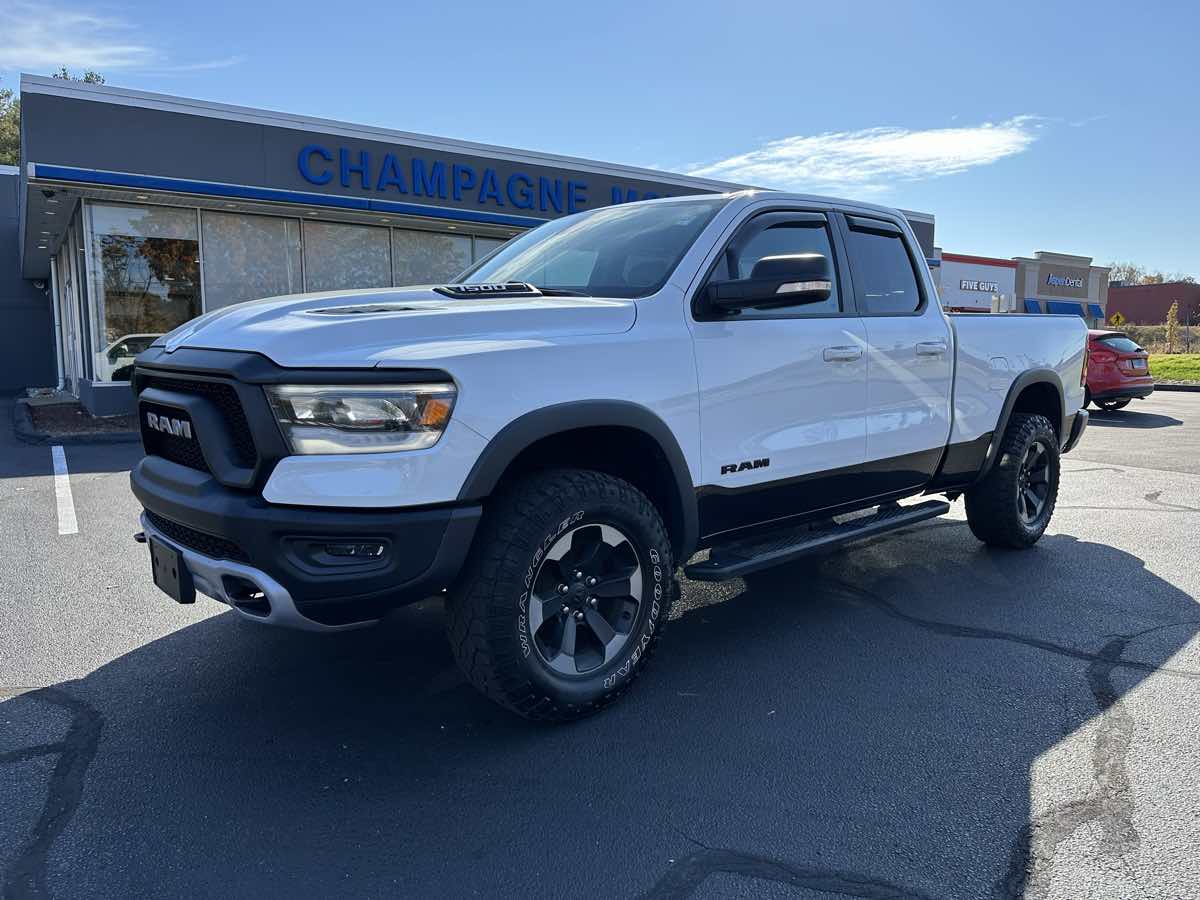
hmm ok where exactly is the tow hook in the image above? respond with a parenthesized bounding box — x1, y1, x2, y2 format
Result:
(134, 531, 147, 544)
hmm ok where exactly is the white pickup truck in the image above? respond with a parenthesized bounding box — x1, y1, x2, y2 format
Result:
(130, 191, 1089, 720)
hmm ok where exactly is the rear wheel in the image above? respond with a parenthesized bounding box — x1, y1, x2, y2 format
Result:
(445, 468, 675, 722)
(1096, 398, 1131, 411)
(965, 413, 1060, 549)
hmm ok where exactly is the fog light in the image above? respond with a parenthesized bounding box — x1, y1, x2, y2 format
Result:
(324, 542, 385, 558)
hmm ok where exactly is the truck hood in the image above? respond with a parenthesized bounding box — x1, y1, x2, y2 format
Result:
(159, 287, 638, 368)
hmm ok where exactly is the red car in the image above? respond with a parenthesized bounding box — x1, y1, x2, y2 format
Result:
(1085, 330, 1154, 411)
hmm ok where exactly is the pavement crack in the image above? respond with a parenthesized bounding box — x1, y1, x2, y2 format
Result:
(2, 685, 104, 900)
(0, 744, 67, 765)
(1144, 490, 1200, 512)
(826, 579, 1200, 682)
(638, 846, 936, 899)
(820, 579, 1199, 896)
(997, 633, 1145, 899)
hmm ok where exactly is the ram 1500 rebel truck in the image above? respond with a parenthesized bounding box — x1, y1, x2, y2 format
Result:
(131, 191, 1089, 721)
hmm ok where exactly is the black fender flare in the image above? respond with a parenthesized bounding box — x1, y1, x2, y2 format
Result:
(974, 368, 1066, 484)
(456, 401, 699, 559)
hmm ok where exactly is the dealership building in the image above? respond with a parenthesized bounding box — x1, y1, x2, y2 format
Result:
(0, 77, 949, 413)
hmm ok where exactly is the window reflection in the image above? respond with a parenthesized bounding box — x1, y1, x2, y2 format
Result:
(87, 203, 200, 382)
(302, 221, 391, 292)
(202, 212, 302, 310)
(392, 229, 472, 286)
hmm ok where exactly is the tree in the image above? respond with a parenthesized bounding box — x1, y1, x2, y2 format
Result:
(1107, 260, 1197, 285)
(0, 78, 18, 166)
(53, 67, 105, 84)
(1165, 300, 1180, 353)
(1108, 261, 1147, 285)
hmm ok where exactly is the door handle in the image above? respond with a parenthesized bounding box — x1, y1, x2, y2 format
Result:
(823, 346, 863, 362)
(916, 341, 948, 357)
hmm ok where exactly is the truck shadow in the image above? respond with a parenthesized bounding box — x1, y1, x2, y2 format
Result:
(3, 525, 1198, 899)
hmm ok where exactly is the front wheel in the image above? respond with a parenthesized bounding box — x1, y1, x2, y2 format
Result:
(445, 469, 676, 722)
(1096, 398, 1131, 411)
(965, 413, 1060, 549)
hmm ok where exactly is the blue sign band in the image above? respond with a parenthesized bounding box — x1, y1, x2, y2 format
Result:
(32, 164, 549, 228)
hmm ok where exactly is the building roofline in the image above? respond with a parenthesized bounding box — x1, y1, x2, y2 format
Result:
(940, 252, 1017, 269)
(1109, 280, 1200, 289)
(17, 74, 936, 224)
(18, 73, 749, 195)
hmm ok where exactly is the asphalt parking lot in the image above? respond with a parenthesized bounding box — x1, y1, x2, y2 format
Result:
(2, 392, 1198, 900)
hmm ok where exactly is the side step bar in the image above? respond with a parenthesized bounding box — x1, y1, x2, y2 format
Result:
(684, 499, 951, 582)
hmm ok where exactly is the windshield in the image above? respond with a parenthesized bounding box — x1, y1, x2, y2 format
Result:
(455, 196, 730, 298)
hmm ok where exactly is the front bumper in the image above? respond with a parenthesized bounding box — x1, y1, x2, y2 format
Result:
(132, 456, 481, 630)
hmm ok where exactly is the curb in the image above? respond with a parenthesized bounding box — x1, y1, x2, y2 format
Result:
(13, 398, 141, 446)
(1153, 382, 1200, 393)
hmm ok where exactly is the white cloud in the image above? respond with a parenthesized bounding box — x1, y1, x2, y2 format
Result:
(0, 3, 240, 73)
(144, 56, 247, 75)
(689, 117, 1040, 194)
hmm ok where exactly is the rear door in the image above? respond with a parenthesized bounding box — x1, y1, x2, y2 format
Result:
(688, 206, 870, 538)
(839, 214, 953, 491)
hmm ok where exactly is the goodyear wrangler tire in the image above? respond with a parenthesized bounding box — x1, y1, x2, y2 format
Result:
(445, 468, 676, 722)
(964, 413, 1060, 549)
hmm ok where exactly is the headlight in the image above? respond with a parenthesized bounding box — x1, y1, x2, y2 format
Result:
(265, 383, 456, 454)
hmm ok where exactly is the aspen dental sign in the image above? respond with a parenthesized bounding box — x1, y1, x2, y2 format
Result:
(1046, 273, 1084, 289)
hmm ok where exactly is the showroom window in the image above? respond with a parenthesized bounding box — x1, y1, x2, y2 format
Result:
(473, 236, 507, 262)
(391, 228, 473, 286)
(302, 220, 392, 292)
(86, 203, 200, 382)
(202, 211, 303, 310)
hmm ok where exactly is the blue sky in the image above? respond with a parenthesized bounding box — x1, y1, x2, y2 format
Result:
(1, 0, 1196, 274)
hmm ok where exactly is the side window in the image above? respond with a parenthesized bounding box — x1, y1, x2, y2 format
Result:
(707, 216, 841, 318)
(844, 217, 923, 314)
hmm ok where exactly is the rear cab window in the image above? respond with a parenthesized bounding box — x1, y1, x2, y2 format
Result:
(843, 215, 924, 315)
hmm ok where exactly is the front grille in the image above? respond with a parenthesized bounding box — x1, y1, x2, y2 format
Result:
(141, 375, 257, 469)
(146, 511, 249, 563)
(141, 404, 207, 473)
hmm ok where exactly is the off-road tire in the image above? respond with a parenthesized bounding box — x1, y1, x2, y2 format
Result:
(445, 468, 676, 722)
(964, 413, 1060, 549)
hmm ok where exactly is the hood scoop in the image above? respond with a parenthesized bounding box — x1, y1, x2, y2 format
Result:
(434, 282, 542, 299)
(306, 304, 438, 316)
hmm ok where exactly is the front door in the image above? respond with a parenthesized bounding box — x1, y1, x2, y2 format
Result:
(689, 208, 870, 539)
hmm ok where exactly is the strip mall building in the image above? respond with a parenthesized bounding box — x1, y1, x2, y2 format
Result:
(932, 250, 1110, 326)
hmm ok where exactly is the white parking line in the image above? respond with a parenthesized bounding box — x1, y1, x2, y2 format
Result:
(51, 445, 79, 536)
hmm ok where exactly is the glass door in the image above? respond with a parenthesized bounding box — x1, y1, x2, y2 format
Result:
(54, 245, 83, 393)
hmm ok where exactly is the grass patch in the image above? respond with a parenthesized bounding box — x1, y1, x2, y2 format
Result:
(1150, 354, 1200, 382)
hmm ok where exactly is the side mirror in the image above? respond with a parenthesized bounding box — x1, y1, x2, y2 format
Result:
(705, 253, 833, 313)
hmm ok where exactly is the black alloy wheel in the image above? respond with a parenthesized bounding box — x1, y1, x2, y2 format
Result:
(1016, 439, 1052, 524)
(528, 523, 643, 676)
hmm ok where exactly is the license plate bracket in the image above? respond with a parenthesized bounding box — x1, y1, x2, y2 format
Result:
(150, 537, 196, 604)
